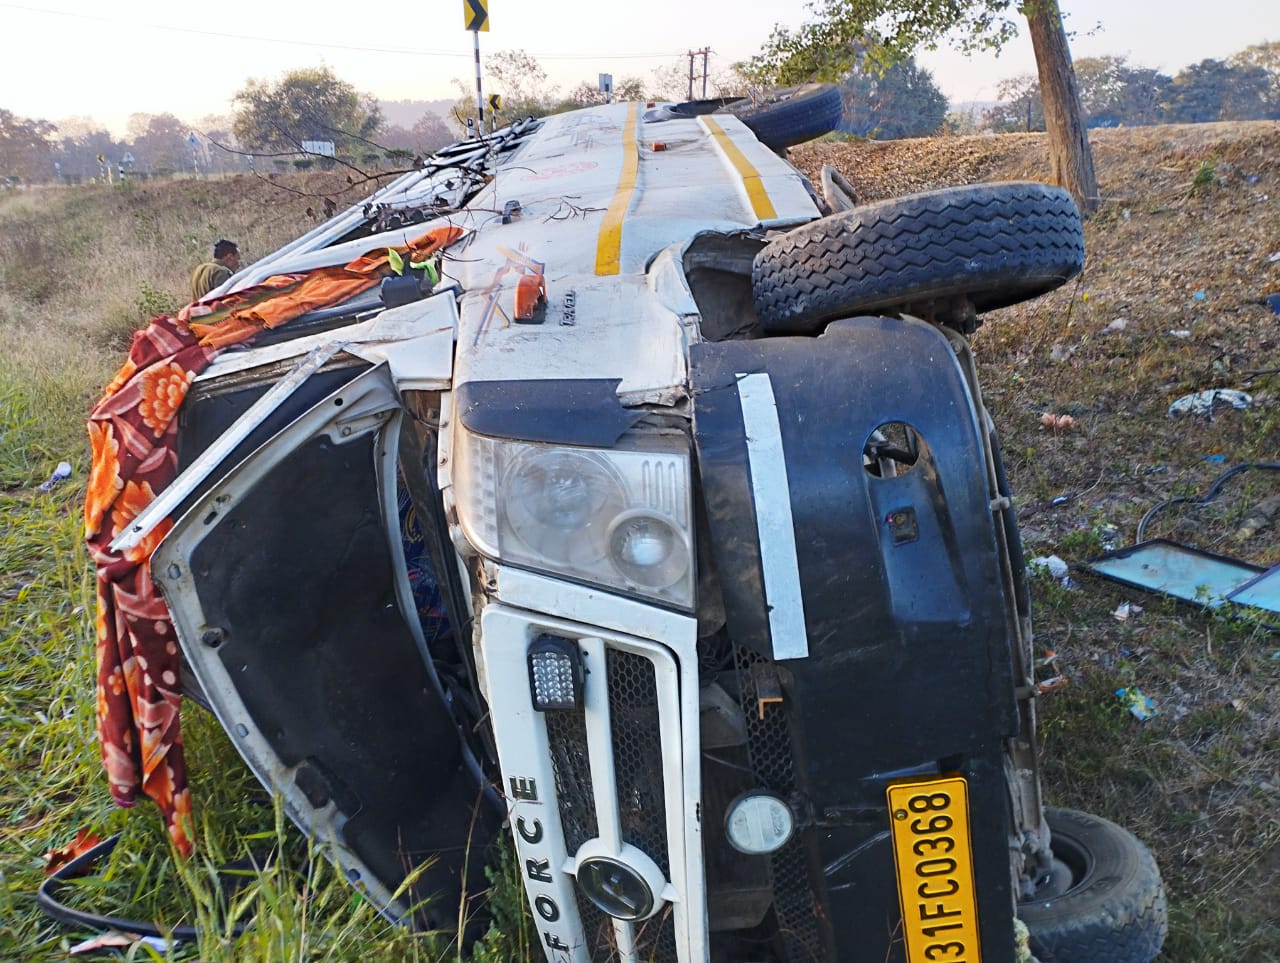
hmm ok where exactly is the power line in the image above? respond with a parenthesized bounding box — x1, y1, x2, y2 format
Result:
(0, 2, 681, 61)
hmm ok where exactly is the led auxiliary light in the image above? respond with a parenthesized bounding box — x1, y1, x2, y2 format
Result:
(725, 791, 796, 855)
(527, 634, 585, 711)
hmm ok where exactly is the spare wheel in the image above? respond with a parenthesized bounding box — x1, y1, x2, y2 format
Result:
(751, 181, 1085, 334)
(721, 83, 844, 151)
(1017, 807, 1167, 963)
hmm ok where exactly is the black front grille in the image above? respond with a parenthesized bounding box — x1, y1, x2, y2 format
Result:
(576, 893, 616, 959)
(545, 707, 598, 853)
(736, 646, 825, 962)
(606, 649, 671, 879)
(636, 905, 680, 962)
(574, 898, 679, 962)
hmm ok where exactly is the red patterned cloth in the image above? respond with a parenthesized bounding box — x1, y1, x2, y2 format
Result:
(85, 317, 215, 854)
(84, 228, 462, 853)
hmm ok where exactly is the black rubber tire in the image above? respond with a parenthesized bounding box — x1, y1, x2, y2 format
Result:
(751, 181, 1084, 334)
(1017, 807, 1167, 963)
(723, 83, 844, 150)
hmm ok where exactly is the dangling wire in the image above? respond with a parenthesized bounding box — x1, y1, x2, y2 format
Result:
(1135, 462, 1280, 542)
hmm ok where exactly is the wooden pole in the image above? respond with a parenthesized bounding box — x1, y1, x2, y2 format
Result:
(1025, 2, 1099, 214)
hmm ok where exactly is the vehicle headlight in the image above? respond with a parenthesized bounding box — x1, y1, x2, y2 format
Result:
(453, 428, 695, 609)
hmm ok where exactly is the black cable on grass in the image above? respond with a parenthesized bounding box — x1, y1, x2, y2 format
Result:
(38, 834, 255, 943)
(1136, 462, 1280, 542)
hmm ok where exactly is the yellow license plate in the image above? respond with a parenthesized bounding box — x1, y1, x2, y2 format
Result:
(886, 776, 982, 963)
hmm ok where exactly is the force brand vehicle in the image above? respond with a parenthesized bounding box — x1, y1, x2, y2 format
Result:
(109, 87, 1167, 962)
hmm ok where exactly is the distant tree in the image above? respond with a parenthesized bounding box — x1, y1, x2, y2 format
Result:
(233, 66, 383, 154)
(941, 107, 984, 135)
(744, 0, 1098, 212)
(650, 61, 693, 101)
(453, 49, 562, 128)
(52, 121, 123, 183)
(377, 112, 455, 156)
(1230, 41, 1280, 117)
(194, 115, 242, 174)
(558, 76, 648, 109)
(490, 49, 559, 109)
(410, 112, 455, 151)
(985, 74, 1045, 133)
(1073, 56, 1170, 127)
(1164, 58, 1271, 123)
(640, 56, 747, 103)
(130, 113, 190, 174)
(838, 49, 948, 139)
(463, 48, 558, 122)
(987, 58, 1174, 132)
(378, 124, 416, 153)
(0, 109, 56, 183)
(646, 58, 748, 103)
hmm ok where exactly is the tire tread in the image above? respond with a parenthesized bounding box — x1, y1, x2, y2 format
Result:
(1018, 808, 1167, 963)
(752, 182, 1085, 333)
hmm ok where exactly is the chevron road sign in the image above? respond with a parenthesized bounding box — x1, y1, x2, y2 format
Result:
(463, 0, 488, 31)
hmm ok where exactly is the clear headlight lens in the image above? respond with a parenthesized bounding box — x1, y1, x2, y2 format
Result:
(453, 428, 694, 609)
(505, 449, 626, 566)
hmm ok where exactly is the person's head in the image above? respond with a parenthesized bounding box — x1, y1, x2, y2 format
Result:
(213, 239, 240, 270)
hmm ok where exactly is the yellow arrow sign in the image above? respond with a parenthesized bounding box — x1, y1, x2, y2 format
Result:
(463, 0, 488, 31)
(488, 94, 502, 112)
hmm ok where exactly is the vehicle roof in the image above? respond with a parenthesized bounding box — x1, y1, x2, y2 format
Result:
(201, 102, 822, 401)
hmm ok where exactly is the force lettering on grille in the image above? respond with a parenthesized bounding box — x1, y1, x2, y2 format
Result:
(886, 777, 982, 963)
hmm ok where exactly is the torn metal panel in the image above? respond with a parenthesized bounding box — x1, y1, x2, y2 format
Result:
(112, 341, 348, 554)
(152, 363, 499, 929)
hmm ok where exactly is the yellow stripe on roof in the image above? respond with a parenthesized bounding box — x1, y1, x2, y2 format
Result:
(595, 102, 640, 276)
(703, 116, 777, 222)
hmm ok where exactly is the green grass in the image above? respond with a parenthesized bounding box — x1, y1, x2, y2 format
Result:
(0, 395, 530, 960)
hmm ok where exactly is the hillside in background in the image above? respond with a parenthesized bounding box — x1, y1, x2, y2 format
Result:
(1, 121, 1277, 961)
(378, 97, 457, 127)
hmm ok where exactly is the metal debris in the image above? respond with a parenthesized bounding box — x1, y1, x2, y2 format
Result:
(1113, 601, 1144, 622)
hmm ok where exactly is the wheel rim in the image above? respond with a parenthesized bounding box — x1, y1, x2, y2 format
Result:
(1024, 820, 1096, 905)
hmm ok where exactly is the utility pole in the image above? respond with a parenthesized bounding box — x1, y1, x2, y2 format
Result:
(474, 30, 485, 128)
(687, 47, 711, 100)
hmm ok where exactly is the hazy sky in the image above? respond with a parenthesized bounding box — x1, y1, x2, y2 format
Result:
(2, 0, 1276, 134)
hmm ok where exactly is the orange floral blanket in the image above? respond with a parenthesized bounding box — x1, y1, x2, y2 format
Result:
(85, 227, 462, 853)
